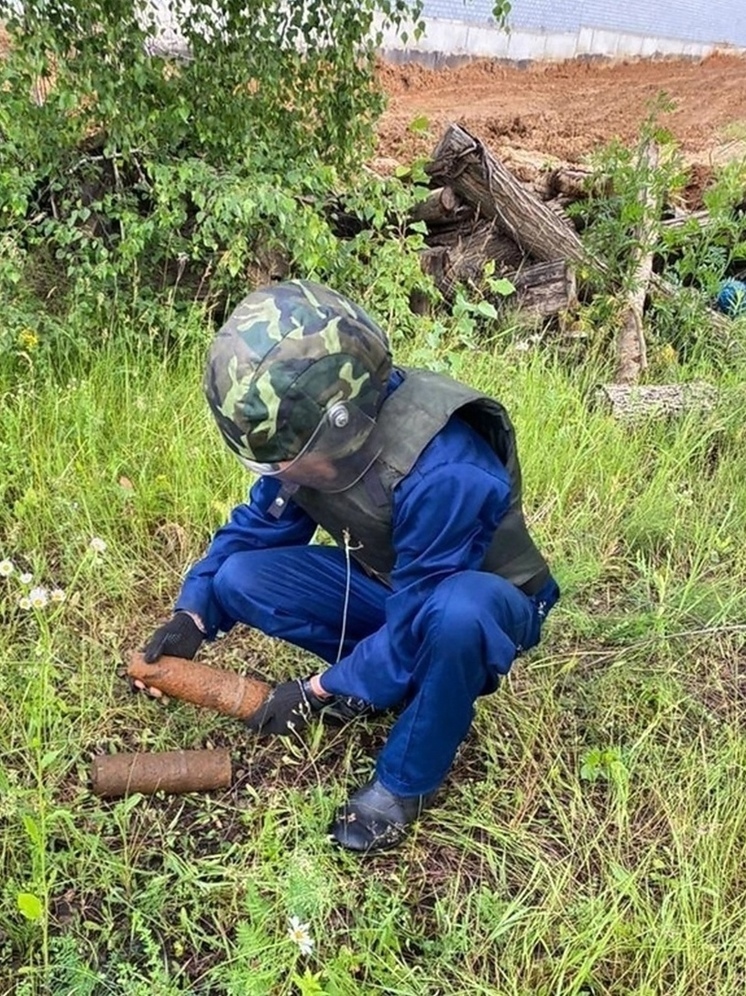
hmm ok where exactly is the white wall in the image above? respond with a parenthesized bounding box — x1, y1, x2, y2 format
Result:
(378, 17, 743, 65)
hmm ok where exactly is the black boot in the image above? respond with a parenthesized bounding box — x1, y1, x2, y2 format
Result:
(330, 778, 436, 853)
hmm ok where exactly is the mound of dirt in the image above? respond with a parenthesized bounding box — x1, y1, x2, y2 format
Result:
(377, 52, 746, 169)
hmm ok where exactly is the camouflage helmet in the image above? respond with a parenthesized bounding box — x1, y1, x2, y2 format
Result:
(203, 280, 392, 465)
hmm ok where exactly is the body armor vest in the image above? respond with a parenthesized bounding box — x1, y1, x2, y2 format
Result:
(288, 368, 549, 594)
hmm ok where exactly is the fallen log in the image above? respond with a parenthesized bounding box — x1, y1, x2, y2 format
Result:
(419, 245, 451, 296)
(544, 196, 580, 227)
(425, 218, 522, 262)
(410, 186, 472, 227)
(421, 248, 575, 319)
(440, 219, 524, 270)
(509, 260, 577, 318)
(615, 140, 659, 384)
(420, 220, 524, 299)
(548, 165, 612, 200)
(595, 382, 718, 421)
(498, 147, 564, 197)
(427, 123, 590, 266)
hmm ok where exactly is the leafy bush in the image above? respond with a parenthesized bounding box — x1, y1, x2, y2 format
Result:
(0, 0, 427, 342)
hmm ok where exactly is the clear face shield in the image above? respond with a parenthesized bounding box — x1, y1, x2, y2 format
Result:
(239, 402, 382, 493)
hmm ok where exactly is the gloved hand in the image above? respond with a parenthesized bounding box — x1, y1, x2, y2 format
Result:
(245, 679, 313, 736)
(245, 677, 377, 736)
(142, 612, 204, 664)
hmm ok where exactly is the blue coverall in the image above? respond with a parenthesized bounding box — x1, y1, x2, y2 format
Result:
(176, 381, 559, 797)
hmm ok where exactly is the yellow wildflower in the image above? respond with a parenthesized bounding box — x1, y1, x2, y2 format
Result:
(17, 328, 39, 350)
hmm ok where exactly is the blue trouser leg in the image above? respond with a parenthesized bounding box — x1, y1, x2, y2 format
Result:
(375, 570, 550, 797)
(212, 548, 557, 797)
(212, 546, 387, 663)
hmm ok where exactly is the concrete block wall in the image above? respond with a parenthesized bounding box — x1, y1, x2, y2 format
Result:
(380, 0, 746, 63)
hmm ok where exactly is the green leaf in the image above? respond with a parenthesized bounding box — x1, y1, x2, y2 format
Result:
(115, 793, 143, 818)
(408, 114, 430, 135)
(17, 893, 43, 921)
(491, 0, 512, 28)
(291, 969, 328, 996)
(490, 278, 516, 297)
(475, 300, 498, 319)
(22, 814, 42, 847)
(40, 749, 62, 771)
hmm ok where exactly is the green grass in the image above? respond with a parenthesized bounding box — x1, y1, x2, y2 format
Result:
(1, 321, 746, 996)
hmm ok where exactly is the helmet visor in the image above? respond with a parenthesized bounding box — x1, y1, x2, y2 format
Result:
(239, 402, 381, 493)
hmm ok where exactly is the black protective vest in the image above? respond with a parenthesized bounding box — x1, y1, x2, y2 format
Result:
(287, 368, 549, 594)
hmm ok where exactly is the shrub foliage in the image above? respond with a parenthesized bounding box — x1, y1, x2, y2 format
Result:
(0, 0, 425, 325)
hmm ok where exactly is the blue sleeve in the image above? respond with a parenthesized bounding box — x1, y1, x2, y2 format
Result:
(319, 419, 512, 705)
(175, 475, 316, 637)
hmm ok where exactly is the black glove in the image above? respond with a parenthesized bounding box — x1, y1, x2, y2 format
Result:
(246, 678, 376, 737)
(245, 679, 313, 737)
(142, 612, 204, 663)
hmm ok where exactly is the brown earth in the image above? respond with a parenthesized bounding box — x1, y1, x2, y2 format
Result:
(376, 53, 746, 169)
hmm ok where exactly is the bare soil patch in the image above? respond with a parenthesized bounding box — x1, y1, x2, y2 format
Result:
(377, 53, 746, 170)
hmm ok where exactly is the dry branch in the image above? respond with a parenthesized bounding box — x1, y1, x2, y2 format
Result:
(660, 209, 710, 230)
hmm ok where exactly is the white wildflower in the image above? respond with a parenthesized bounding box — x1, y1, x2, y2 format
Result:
(19, 572, 33, 585)
(29, 586, 49, 609)
(0, 559, 14, 577)
(18, 596, 31, 610)
(89, 537, 107, 555)
(287, 916, 314, 956)
(50, 588, 66, 604)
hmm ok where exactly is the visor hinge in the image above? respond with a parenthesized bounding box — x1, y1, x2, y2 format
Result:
(268, 482, 299, 519)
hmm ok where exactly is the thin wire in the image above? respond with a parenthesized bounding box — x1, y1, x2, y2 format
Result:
(335, 528, 359, 664)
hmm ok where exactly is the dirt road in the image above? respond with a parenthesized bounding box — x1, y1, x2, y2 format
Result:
(377, 53, 746, 165)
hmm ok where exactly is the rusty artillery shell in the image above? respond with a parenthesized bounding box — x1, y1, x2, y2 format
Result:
(91, 749, 232, 798)
(127, 651, 271, 720)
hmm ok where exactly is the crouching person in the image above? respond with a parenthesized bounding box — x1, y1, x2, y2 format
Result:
(139, 280, 559, 854)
